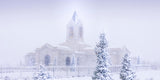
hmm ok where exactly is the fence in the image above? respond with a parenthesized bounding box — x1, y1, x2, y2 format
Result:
(0, 65, 154, 79)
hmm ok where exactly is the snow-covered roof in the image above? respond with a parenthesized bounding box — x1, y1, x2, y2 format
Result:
(75, 51, 85, 54)
(40, 43, 72, 51)
(56, 45, 72, 51)
(41, 43, 55, 49)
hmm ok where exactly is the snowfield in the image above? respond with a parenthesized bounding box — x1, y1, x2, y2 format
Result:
(54, 77, 91, 80)
(136, 70, 160, 80)
(0, 69, 160, 80)
(54, 70, 160, 80)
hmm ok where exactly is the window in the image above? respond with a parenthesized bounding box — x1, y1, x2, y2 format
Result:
(77, 57, 80, 65)
(66, 57, 71, 66)
(79, 27, 83, 38)
(45, 55, 50, 66)
(31, 57, 35, 66)
(53, 58, 57, 66)
(69, 27, 73, 38)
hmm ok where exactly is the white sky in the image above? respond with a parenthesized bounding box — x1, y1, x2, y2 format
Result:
(0, 0, 160, 65)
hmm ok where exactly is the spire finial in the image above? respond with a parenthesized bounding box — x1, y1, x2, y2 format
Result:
(72, 11, 78, 22)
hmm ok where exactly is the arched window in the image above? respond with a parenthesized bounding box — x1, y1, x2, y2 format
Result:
(53, 58, 57, 66)
(31, 57, 35, 66)
(45, 55, 50, 66)
(77, 57, 80, 65)
(66, 57, 71, 66)
(69, 27, 73, 38)
(79, 27, 83, 38)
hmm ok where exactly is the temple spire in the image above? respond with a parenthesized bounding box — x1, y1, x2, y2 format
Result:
(66, 11, 83, 42)
(72, 11, 78, 24)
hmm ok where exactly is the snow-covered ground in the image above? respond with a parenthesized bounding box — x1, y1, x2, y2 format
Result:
(0, 69, 159, 80)
(54, 77, 91, 80)
(54, 70, 160, 80)
(136, 70, 160, 80)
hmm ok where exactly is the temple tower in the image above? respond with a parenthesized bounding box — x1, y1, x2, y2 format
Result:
(66, 11, 83, 43)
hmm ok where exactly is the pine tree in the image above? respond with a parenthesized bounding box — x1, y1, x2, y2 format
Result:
(33, 65, 50, 80)
(92, 33, 113, 80)
(120, 53, 136, 80)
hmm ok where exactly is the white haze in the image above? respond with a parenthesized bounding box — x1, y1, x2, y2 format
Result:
(0, 0, 160, 65)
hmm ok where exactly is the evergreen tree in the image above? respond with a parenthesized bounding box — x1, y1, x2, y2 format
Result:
(33, 65, 50, 80)
(120, 53, 136, 80)
(92, 33, 113, 80)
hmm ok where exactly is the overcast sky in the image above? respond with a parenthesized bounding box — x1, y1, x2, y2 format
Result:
(0, 0, 160, 65)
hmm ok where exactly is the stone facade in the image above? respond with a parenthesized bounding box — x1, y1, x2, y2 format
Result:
(25, 12, 126, 67)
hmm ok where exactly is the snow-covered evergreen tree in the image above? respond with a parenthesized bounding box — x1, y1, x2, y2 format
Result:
(92, 33, 113, 80)
(33, 65, 50, 80)
(120, 53, 136, 80)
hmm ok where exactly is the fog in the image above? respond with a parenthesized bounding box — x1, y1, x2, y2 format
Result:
(0, 0, 160, 65)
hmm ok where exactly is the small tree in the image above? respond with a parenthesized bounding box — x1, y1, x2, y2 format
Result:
(92, 33, 113, 80)
(120, 53, 136, 80)
(33, 65, 50, 80)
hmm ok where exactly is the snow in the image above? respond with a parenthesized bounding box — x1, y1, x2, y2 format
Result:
(53, 70, 160, 80)
(0, 69, 160, 80)
(54, 77, 91, 80)
(136, 70, 160, 80)
(113, 70, 160, 80)
(120, 53, 136, 80)
(92, 33, 113, 80)
(56, 45, 72, 51)
(33, 65, 50, 80)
